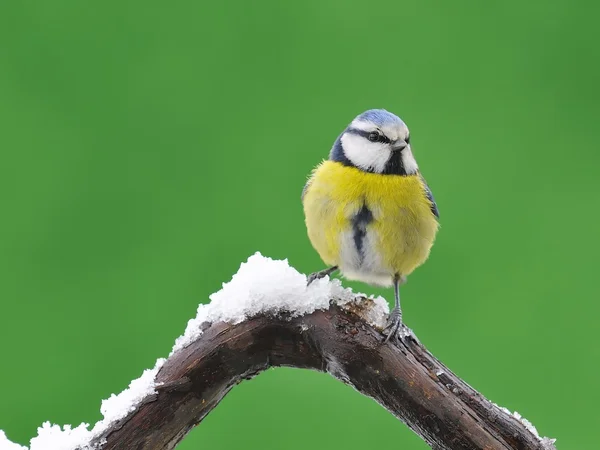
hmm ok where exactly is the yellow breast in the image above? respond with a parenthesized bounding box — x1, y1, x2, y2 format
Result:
(303, 160, 439, 285)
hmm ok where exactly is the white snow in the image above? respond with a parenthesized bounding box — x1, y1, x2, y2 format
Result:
(171, 252, 389, 354)
(0, 431, 27, 450)
(28, 424, 93, 450)
(0, 358, 165, 450)
(491, 402, 556, 448)
(513, 411, 540, 438)
(0, 253, 389, 450)
(492, 401, 512, 416)
(97, 358, 166, 427)
(512, 411, 556, 447)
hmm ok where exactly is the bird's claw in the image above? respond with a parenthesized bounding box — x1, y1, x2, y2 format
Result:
(306, 266, 338, 286)
(306, 272, 320, 286)
(383, 307, 407, 343)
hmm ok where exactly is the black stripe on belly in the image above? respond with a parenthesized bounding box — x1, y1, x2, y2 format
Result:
(351, 203, 374, 262)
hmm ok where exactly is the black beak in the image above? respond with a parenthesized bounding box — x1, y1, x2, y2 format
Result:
(391, 140, 407, 152)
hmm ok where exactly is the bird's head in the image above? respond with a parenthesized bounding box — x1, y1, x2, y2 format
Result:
(330, 109, 418, 175)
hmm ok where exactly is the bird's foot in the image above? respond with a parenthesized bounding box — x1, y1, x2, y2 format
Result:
(383, 307, 408, 343)
(307, 266, 338, 286)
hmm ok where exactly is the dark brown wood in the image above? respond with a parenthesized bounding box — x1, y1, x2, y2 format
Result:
(91, 301, 555, 450)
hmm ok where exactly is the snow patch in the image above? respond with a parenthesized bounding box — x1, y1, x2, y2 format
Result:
(512, 411, 556, 447)
(0, 358, 164, 450)
(171, 252, 389, 354)
(28, 423, 93, 450)
(0, 431, 27, 450)
(97, 358, 165, 427)
(492, 402, 556, 448)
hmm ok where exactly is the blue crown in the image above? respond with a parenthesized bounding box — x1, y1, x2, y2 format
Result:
(356, 109, 404, 128)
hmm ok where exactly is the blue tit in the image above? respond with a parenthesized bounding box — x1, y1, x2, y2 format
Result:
(302, 109, 439, 341)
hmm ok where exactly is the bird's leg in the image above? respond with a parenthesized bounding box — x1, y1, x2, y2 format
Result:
(307, 266, 339, 286)
(384, 274, 407, 342)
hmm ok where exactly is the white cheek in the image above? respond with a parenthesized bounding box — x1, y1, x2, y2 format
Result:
(341, 133, 391, 172)
(401, 146, 419, 174)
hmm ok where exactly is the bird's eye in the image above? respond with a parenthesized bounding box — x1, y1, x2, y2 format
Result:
(406, 136, 410, 144)
(368, 131, 381, 142)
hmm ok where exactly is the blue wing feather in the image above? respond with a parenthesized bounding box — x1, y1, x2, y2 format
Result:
(420, 175, 439, 218)
(301, 178, 312, 202)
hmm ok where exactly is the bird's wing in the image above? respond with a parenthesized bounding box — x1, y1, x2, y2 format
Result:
(301, 176, 312, 202)
(420, 174, 439, 218)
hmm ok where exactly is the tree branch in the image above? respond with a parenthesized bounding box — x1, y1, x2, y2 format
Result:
(91, 300, 556, 450)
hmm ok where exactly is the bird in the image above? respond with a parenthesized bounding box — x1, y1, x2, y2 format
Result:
(302, 109, 439, 341)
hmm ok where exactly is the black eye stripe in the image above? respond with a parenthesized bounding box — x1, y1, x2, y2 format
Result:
(375, 133, 391, 144)
(347, 128, 391, 144)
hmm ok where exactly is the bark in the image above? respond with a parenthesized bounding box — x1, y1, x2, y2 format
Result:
(91, 301, 555, 450)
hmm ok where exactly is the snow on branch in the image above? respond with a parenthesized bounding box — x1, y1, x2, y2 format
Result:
(0, 253, 556, 450)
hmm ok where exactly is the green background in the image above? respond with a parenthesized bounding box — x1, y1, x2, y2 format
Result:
(0, 1, 598, 448)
